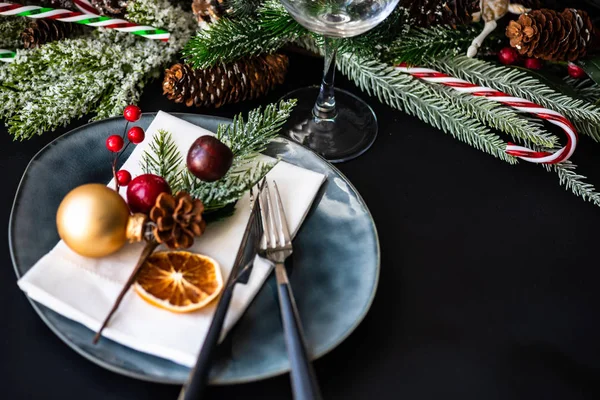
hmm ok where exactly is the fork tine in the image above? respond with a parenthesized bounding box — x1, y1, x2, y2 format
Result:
(257, 183, 271, 250)
(271, 181, 291, 246)
(263, 182, 278, 249)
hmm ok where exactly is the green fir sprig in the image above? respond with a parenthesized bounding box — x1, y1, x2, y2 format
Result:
(0, 0, 196, 140)
(142, 129, 184, 191)
(141, 100, 295, 214)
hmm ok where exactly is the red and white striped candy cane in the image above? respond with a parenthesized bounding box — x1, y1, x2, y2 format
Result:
(73, 0, 97, 15)
(396, 63, 577, 164)
(0, 2, 170, 41)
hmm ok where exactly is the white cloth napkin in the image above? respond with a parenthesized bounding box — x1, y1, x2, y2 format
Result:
(18, 111, 325, 367)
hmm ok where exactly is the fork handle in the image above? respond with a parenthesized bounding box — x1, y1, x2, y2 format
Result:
(275, 262, 323, 400)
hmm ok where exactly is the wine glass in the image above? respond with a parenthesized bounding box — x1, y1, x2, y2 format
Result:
(279, 0, 400, 162)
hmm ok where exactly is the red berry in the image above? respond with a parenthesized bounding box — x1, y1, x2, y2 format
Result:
(187, 136, 234, 182)
(123, 105, 142, 122)
(127, 126, 145, 144)
(116, 170, 132, 186)
(568, 63, 586, 79)
(106, 135, 124, 153)
(524, 58, 542, 70)
(498, 47, 519, 66)
(126, 174, 171, 214)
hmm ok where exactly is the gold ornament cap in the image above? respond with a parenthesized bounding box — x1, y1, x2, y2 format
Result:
(126, 213, 148, 243)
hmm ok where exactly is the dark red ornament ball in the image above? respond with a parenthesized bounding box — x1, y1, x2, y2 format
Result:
(106, 135, 124, 153)
(187, 136, 234, 182)
(123, 105, 142, 122)
(568, 63, 586, 79)
(498, 47, 519, 66)
(116, 170, 132, 186)
(524, 58, 542, 71)
(127, 126, 145, 144)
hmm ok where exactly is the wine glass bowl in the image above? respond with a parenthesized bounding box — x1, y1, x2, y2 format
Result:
(278, 0, 400, 162)
(282, 0, 399, 38)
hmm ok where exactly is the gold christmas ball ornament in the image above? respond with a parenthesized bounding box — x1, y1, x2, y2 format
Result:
(56, 184, 145, 258)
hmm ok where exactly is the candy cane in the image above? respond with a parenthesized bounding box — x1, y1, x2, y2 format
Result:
(0, 2, 170, 42)
(396, 63, 577, 164)
(73, 0, 97, 15)
(0, 49, 16, 62)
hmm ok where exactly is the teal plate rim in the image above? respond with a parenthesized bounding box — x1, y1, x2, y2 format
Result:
(9, 112, 380, 385)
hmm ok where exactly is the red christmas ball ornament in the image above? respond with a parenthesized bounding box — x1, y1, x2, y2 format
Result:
(186, 136, 234, 182)
(126, 174, 171, 214)
(106, 135, 124, 153)
(116, 170, 132, 186)
(498, 47, 519, 66)
(123, 105, 142, 122)
(568, 63, 586, 79)
(127, 126, 145, 144)
(524, 58, 542, 71)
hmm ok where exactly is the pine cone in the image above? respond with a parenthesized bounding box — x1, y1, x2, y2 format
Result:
(21, 19, 81, 48)
(162, 54, 289, 108)
(506, 8, 595, 61)
(192, 0, 230, 27)
(90, 0, 129, 16)
(150, 192, 207, 250)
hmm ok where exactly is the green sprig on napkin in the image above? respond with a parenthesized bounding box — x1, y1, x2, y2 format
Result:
(142, 99, 296, 214)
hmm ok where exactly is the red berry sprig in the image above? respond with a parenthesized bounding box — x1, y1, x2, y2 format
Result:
(116, 170, 132, 186)
(127, 126, 145, 144)
(105, 105, 146, 192)
(498, 47, 519, 66)
(124, 105, 142, 122)
(524, 58, 542, 71)
(568, 62, 586, 79)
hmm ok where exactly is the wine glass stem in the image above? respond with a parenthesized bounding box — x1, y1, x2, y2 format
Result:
(313, 37, 339, 120)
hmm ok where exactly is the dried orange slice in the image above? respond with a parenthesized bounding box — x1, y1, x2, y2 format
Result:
(134, 251, 223, 313)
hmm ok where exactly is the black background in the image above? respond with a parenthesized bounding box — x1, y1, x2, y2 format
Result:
(2, 52, 600, 399)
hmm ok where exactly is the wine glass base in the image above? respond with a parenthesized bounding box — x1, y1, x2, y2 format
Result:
(279, 87, 377, 163)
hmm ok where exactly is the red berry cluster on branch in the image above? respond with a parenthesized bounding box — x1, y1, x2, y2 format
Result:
(105, 105, 145, 192)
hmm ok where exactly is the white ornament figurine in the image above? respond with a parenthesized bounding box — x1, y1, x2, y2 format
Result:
(467, 0, 530, 58)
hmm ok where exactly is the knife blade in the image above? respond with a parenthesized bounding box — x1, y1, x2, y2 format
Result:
(178, 183, 264, 400)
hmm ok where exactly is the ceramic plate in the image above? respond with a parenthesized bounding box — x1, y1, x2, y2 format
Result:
(9, 113, 379, 385)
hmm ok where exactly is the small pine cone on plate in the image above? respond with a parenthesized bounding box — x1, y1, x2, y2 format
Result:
(150, 192, 206, 250)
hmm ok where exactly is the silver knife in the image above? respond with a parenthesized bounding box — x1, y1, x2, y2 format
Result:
(178, 182, 265, 400)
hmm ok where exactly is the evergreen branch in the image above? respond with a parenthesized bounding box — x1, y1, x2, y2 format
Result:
(563, 76, 600, 104)
(389, 25, 482, 65)
(227, 0, 264, 17)
(550, 161, 600, 207)
(336, 52, 517, 164)
(142, 129, 184, 191)
(182, 162, 275, 212)
(0, 16, 28, 49)
(431, 56, 600, 142)
(217, 99, 296, 162)
(142, 100, 292, 213)
(0, 0, 195, 139)
(183, 0, 307, 69)
(431, 86, 558, 149)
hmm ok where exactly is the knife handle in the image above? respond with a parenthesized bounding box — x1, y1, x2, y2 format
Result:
(178, 282, 235, 400)
(275, 262, 323, 400)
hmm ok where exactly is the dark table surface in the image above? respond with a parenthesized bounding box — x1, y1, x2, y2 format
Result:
(3, 52, 600, 399)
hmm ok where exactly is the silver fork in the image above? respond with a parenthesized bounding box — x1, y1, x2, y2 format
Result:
(258, 181, 323, 400)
